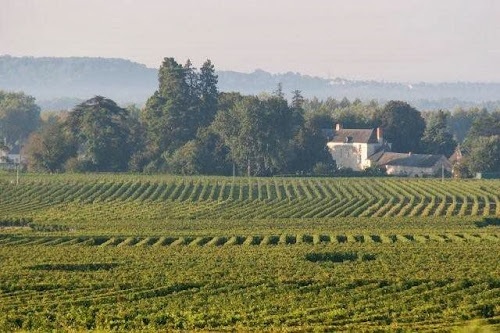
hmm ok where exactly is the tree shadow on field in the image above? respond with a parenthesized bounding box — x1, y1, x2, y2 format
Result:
(305, 252, 376, 263)
(28, 263, 119, 272)
(475, 218, 500, 228)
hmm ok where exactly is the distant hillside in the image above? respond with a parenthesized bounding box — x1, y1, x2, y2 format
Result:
(0, 55, 157, 107)
(1, 55, 500, 111)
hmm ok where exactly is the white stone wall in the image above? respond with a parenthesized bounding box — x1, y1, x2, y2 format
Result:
(385, 165, 435, 177)
(8, 154, 21, 164)
(327, 142, 381, 171)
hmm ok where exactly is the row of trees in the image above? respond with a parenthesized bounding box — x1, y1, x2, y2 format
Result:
(2, 57, 500, 176)
(19, 58, 332, 175)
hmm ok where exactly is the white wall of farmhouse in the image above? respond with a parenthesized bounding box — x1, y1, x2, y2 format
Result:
(327, 142, 381, 171)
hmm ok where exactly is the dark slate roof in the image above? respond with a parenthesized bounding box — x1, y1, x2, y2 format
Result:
(9, 146, 21, 154)
(374, 152, 448, 168)
(330, 129, 378, 144)
(368, 147, 386, 162)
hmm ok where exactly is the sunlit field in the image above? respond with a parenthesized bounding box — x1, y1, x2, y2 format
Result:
(1, 174, 499, 331)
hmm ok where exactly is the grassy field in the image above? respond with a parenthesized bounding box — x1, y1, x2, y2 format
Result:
(0, 174, 499, 331)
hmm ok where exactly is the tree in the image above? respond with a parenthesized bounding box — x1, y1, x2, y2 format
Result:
(198, 60, 219, 128)
(333, 101, 378, 129)
(464, 110, 500, 143)
(142, 58, 218, 168)
(375, 101, 425, 153)
(66, 96, 133, 171)
(24, 121, 76, 172)
(291, 90, 304, 110)
(339, 97, 351, 108)
(0, 90, 41, 146)
(142, 58, 193, 158)
(166, 127, 231, 176)
(448, 107, 486, 143)
(464, 135, 500, 173)
(288, 90, 331, 173)
(273, 82, 285, 99)
(213, 95, 294, 176)
(194, 127, 232, 175)
(289, 125, 330, 173)
(421, 110, 457, 156)
(166, 140, 203, 175)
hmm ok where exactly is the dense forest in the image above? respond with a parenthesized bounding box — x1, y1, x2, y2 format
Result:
(2, 55, 500, 111)
(1, 57, 500, 176)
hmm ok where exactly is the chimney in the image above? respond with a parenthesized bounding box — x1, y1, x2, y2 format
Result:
(376, 127, 383, 143)
(335, 123, 342, 131)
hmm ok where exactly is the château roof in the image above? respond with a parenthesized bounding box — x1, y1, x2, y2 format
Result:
(330, 128, 378, 144)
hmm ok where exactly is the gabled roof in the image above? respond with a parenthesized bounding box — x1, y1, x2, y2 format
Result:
(330, 129, 378, 144)
(373, 152, 449, 168)
(8, 146, 21, 155)
(368, 147, 386, 162)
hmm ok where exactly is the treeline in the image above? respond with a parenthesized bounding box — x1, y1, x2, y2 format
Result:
(1, 57, 500, 176)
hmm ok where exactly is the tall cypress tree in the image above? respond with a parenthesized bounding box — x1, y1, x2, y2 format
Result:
(198, 60, 219, 128)
(143, 58, 195, 157)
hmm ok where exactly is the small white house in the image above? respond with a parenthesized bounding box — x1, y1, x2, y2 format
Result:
(326, 124, 387, 171)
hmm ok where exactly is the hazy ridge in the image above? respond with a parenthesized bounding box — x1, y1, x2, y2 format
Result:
(1, 55, 499, 111)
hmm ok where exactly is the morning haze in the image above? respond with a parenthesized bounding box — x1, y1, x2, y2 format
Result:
(2, 0, 499, 82)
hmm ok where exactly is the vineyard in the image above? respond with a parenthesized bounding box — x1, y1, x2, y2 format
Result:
(1, 174, 500, 222)
(0, 174, 499, 331)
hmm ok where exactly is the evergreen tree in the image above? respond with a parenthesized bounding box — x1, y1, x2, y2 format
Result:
(198, 59, 219, 128)
(273, 82, 285, 99)
(143, 58, 195, 160)
(291, 90, 304, 110)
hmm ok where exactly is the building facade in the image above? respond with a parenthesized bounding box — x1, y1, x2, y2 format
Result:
(326, 124, 452, 177)
(326, 124, 386, 171)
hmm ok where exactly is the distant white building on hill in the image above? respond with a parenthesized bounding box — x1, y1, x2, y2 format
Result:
(325, 124, 452, 177)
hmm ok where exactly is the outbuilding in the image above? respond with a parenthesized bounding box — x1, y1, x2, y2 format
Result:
(371, 152, 452, 177)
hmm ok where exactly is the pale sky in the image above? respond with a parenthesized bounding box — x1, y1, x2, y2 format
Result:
(1, 0, 500, 82)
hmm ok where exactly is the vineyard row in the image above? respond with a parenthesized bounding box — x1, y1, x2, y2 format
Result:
(0, 233, 498, 247)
